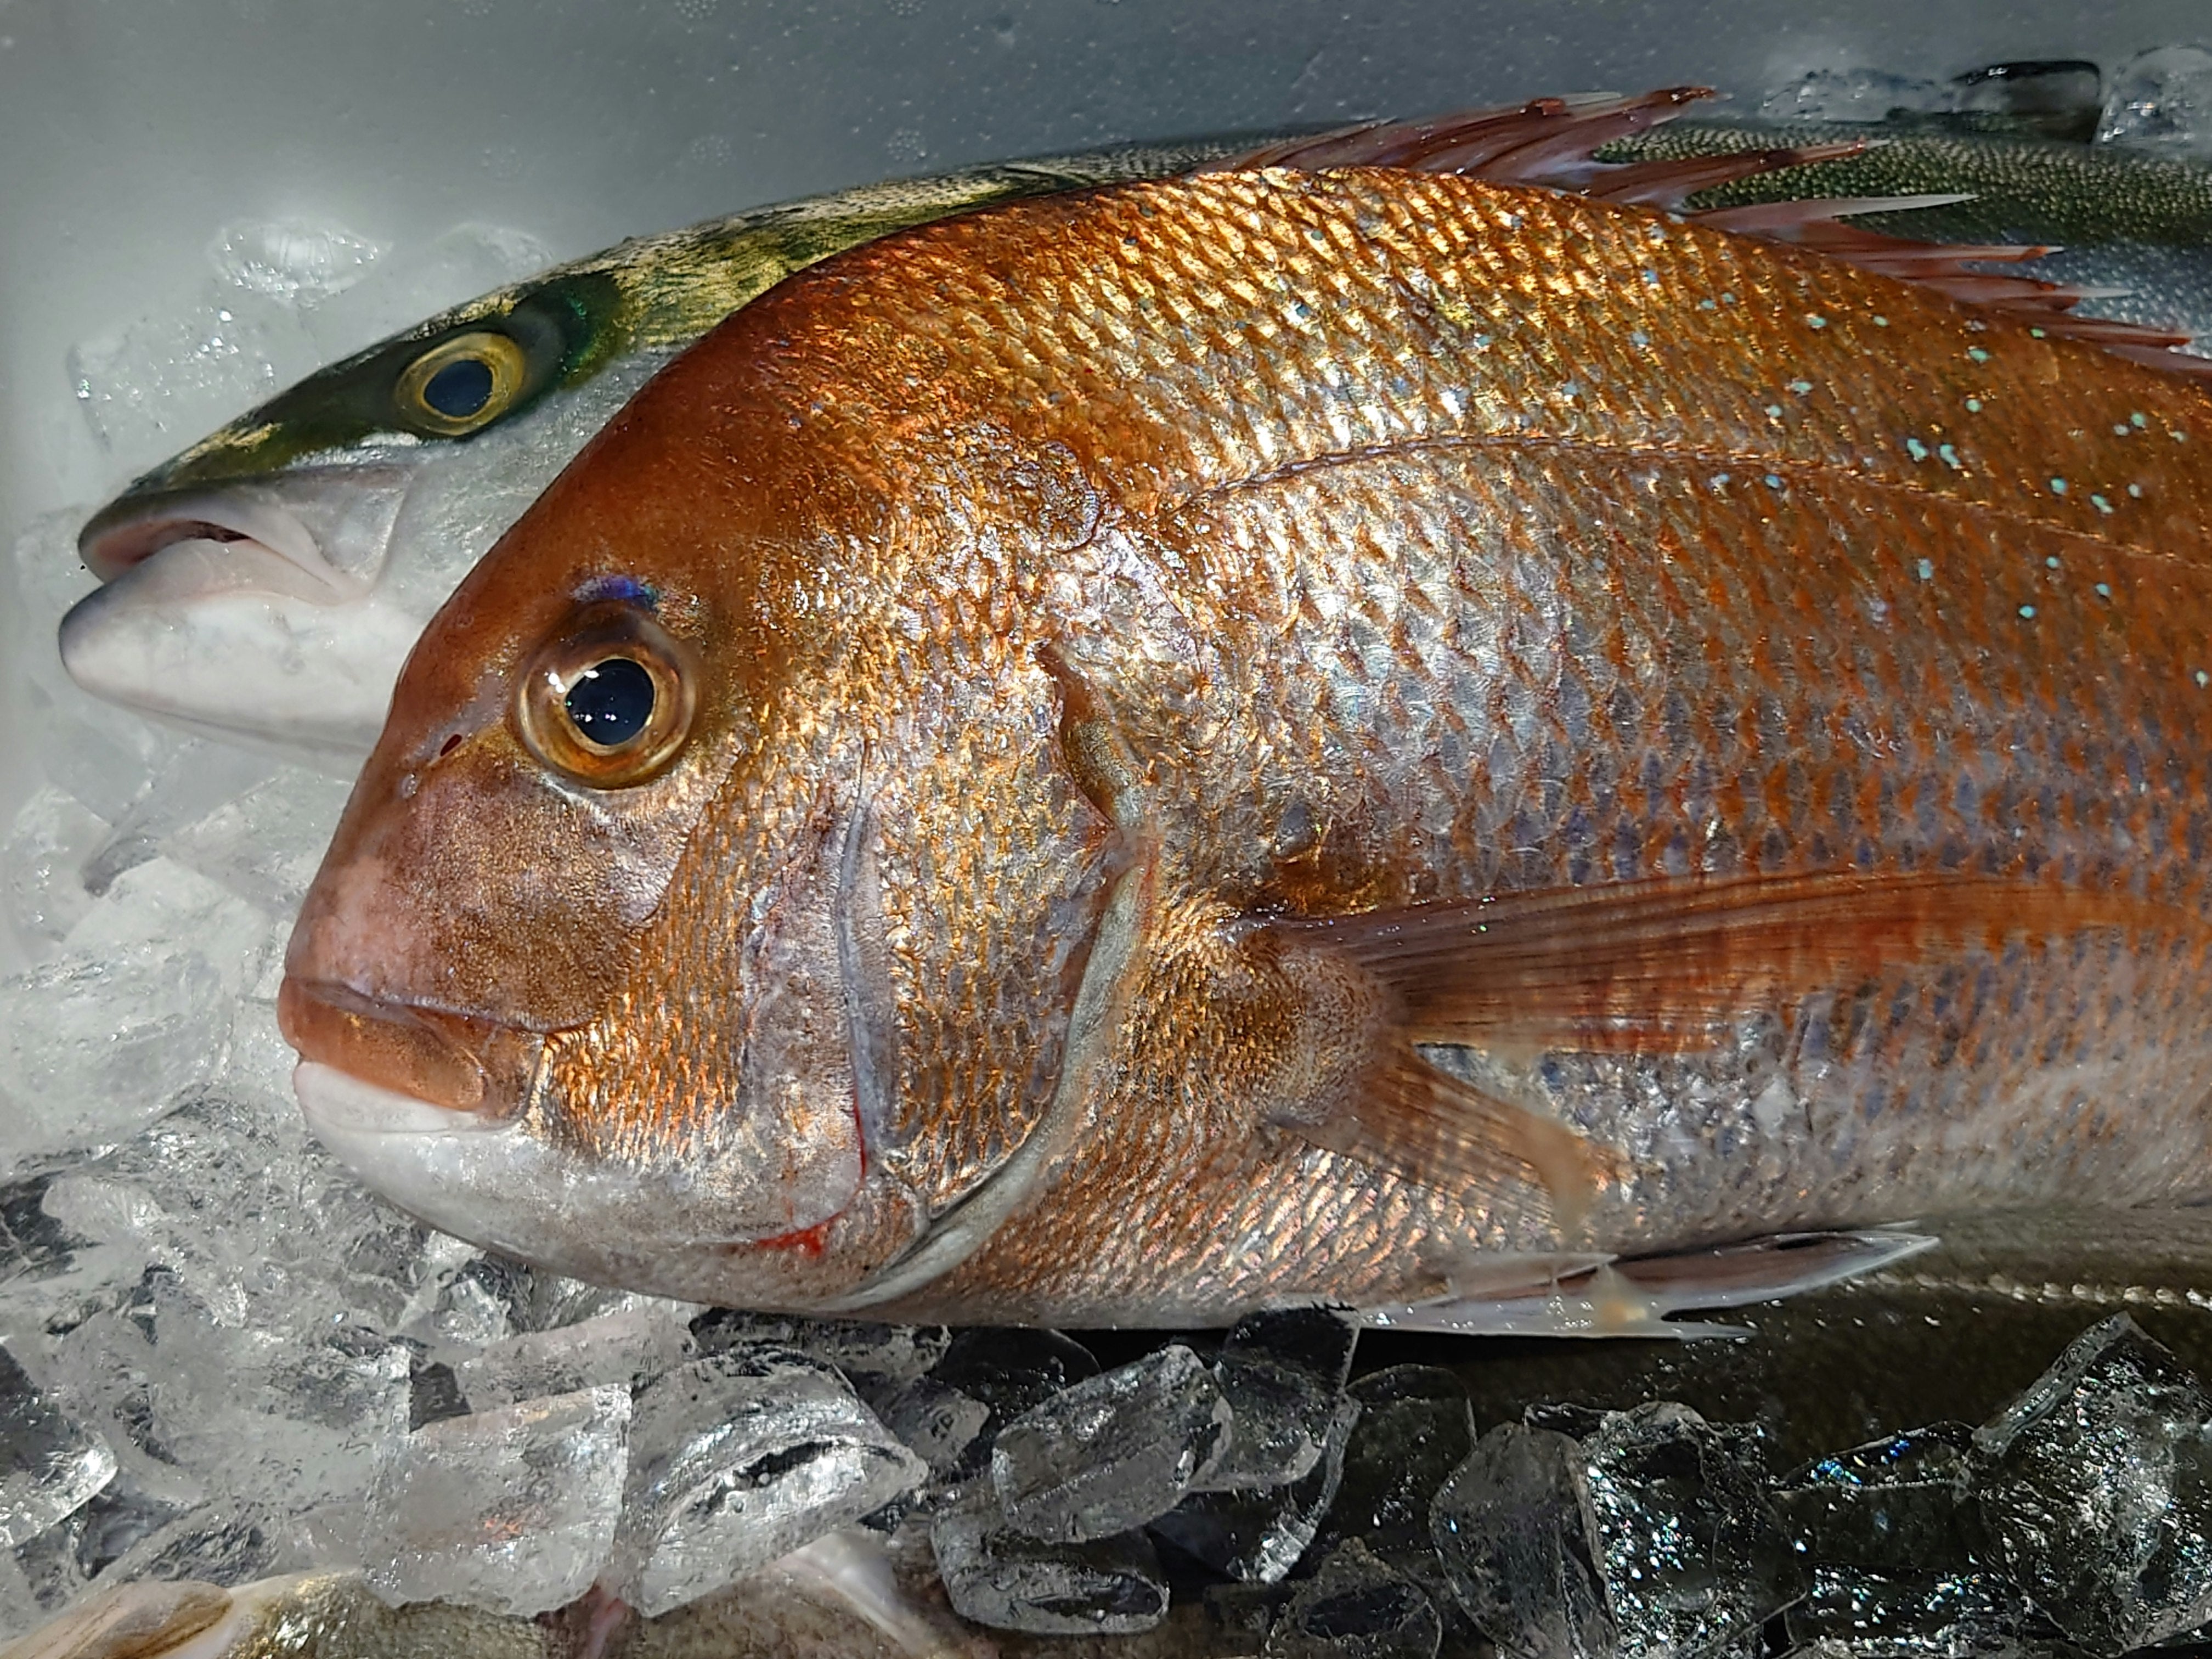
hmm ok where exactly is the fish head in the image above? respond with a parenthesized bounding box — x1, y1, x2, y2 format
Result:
(59, 264, 668, 765)
(278, 292, 1121, 1308)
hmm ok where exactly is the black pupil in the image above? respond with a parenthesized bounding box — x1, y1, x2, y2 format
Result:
(424, 356, 495, 419)
(564, 658, 655, 746)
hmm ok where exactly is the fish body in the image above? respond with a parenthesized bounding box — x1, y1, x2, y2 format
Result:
(280, 161, 2212, 1329)
(57, 137, 1265, 763)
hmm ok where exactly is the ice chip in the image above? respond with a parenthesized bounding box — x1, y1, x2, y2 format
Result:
(923, 1327, 1099, 1483)
(0, 947, 228, 1170)
(1785, 1564, 2061, 1658)
(361, 1383, 631, 1615)
(1431, 1423, 1613, 1659)
(1309, 1365, 1474, 1573)
(1151, 1392, 1359, 1583)
(990, 1343, 1232, 1543)
(1970, 1313, 2212, 1651)
(1773, 1423, 1978, 1575)
(67, 290, 317, 465)
(453, 1297, 694, 1408)
(878, 1375, 993, 1482)
(1266, 1538, 1443, 1659)
(2098, 46, 2212, 157)
(0, 1345, 116, 1549)
(929, 1479, 1167, 1635)
(612, 1347, 924, 1617)
(1203, 1305, 1361, 1491)
(1222, 1305, 1361, 1391)
(206, 221, 385, 302)
(155, 768, 356, 916)
(1755, 66, 1956, 122)
(689, 1310, 950, 1395)
(3, 789, 108, 952)
(1583, 1402, 1805, 1659)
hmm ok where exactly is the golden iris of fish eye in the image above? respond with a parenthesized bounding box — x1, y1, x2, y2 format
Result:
(515, 602, 699, 788)
(394, 330, 531, 437)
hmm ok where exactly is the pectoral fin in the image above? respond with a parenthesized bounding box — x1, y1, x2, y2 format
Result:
(1266, 868, 2182, 1207)
(1276, 867, 2176, 1056)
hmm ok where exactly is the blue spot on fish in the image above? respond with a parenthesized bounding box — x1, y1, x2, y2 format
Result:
(2091, 493, 2114, 515)
(1766, 404, 1784, 419)
(1789, 380, 1813, 394)
(1938, 443, 1961, 470)
(2096, 583, 2112, 597)
(2019, 605, 2037, 618)
(1916, 560, 1934, 580)
(1965, 398, 1982, 413)
(1805, 313, 1827, 329)
(1905, 438, 1930, 461)
(576, 574, 658, 607)
(1629, 329, 1650, 348)
(1968, 347, 1991, 363)
(2133, 411, 2149, 427)
(1872, 315, 1889, 327)
(2050, 477, 2068, 494)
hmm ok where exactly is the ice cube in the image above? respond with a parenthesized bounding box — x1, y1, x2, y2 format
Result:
(0, 947, 228, 1172)
(1785, 1564, 2062, 1658)
(922, 1327, 1099, 1484)
(613, 1347, 924, 1617)
(1755, 67, 1956, 122)
(1970, 1313, 2212, 1651)
(877, 1375, 993, 1483)
(1773, 1423, 1978, 1575)
(1430, 1423, 1612, 1659)
(206, 221, 385, 302)
(1150, 1393, 1359, 1583)
(929, 1479, 1167, 1636)
(990, 1343, 1231, 1543)
(88, 1499, 283, 1589)
(1204, 1305, 1361, 1491)
(1266, 1538, 1443, 1659)
(154, 768, 355, 917)
(2098, 46, 2212, 157)
(360, 1384, 631, 1615)
(3, 788, 108, 953)
(1582, 1402, 1805, 1659)
(453, 1298, 694, 1408)
(1308, 1365, 1474, 1570)
(690, 1310, 951, 1396)
(0, 1344, 115, 1549)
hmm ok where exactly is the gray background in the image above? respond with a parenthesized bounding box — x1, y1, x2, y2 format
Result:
(0, 0, 2202, 853)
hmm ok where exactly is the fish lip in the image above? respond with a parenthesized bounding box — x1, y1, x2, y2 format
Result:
(78, 487, 359, 601)
(277, 978, 546, 1119)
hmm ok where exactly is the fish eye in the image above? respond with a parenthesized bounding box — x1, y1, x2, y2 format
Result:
(516, 601, 698, 788)
(395, 331, 531, 437)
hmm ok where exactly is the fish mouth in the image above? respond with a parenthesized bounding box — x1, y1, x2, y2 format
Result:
(277, 978, 546, 1118)
(78, 487, 363, 601)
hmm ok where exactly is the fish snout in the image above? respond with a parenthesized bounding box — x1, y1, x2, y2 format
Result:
(277, 978, 545, 1118)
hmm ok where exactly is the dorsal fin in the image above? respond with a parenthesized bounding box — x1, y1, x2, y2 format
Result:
(1211, 90, 2212, 379)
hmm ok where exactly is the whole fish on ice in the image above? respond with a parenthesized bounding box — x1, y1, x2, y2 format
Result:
(274, 109, 2212, 1331)
(59, 87, 2212, 768)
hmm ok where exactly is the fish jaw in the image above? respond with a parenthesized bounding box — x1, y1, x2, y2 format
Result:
(58, 564, 428, 764)
(293, 1061, 922, 1307)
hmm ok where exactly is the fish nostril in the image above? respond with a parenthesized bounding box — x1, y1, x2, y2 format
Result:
(438, 733, 464, 758)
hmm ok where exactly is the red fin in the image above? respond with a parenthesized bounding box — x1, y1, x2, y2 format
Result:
(1273, 869, 2198, 1057)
